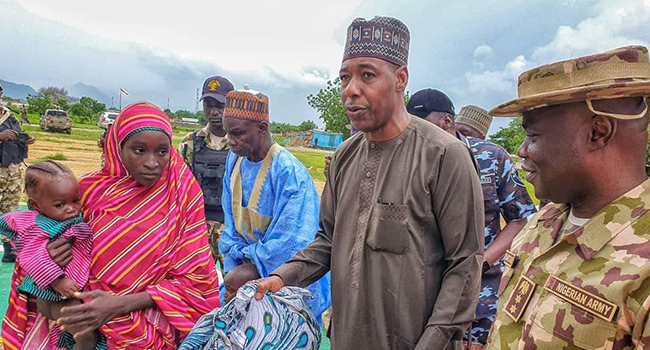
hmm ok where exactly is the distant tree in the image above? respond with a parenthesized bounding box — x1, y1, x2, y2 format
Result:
(307, 78, 410, 139)
(69, 103, 92, 120)
(196, 111, 207, 125)
(307, 78, 349, 139)
(26, 94, 54, 115)
(174, 110, 195, 121)
(270, 122, 299, 134)
(488, 118, 526, 155)
(69, 96, 106, 124)
(164, 108, 173, 117)
(38, 86, 70, 103)
(298, 120, 317, 131)
(57, 99, 70, 111)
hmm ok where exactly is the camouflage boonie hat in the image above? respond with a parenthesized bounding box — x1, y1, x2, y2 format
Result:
(490, 45, 650, 116)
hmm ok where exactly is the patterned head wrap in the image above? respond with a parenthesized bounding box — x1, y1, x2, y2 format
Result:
(77, 101, 220, 347)
(224, 89, 270, 122)
(343, 16, 410, 67)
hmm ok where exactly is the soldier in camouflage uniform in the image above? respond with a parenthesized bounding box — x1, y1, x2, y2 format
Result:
(486, 45, 650, 349)
(178, 76, 234, 271)
(407, 89, 537, 347)
(0, 82, 33, 262)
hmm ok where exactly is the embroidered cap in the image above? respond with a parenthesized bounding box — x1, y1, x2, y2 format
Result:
(224, 87, 270, 122)
(343, 16, 410, 67)
(455, 105, 493, 136)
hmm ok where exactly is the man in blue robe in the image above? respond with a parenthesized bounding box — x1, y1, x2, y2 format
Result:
(219, 87, 331, 320)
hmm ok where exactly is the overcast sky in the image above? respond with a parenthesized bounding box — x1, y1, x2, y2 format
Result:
(2, 0, 649, 133)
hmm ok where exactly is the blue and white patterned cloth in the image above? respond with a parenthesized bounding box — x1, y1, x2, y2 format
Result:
(179, 282, 321, 350)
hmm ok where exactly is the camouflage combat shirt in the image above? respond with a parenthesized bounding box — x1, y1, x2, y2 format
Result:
(464, 135, 537, 343)
(177, 125, 228, 167)
(486, 178, 650, 350)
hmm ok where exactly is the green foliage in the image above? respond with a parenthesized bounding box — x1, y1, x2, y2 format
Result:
(80, 97, 106, 115)
(298, 120, 317, 131)
(57, 99, 70, 111)
(307, 78, 349, 139)
(268, 120, 317, 134)
(307, 78, 411, 139)
(69, 103, 92, 120)
(196, 111, 208, 125)
(172, 110, 195, 121)
(270, 122, 292, 134)
(488, 118, 526, 155)
(40, 152, 68, 161)
(69, 97, 105, 124)
(27, 94, 54, 115)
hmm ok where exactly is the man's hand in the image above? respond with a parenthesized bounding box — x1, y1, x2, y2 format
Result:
(323, 156, 332, 177)
(254, 275, 284, 300)
(26, 136, 36, 145)
(0, 130, 18, 141)
(59, 290, 122, 339)
(47, 238, 73, 268)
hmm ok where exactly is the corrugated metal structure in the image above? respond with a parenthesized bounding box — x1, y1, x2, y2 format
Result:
(311, 130, 343, 150)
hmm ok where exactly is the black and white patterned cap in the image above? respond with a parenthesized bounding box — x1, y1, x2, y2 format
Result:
(343, 16, 410, 67)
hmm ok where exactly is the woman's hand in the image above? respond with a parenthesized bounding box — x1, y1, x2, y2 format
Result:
(58, 290, 156, 339)
(47, 238, 73, 268)
(58, 290, 123, 339)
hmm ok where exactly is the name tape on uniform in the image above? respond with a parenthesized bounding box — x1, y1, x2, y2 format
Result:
(504, 275, 536, 322)
(544, 275, 618, 322)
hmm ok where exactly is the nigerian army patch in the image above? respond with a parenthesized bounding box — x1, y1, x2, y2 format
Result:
(544, 275, 618, 322)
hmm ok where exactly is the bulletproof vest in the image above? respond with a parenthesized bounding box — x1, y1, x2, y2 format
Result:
(192, 131, 229, 222)
(0, 116, 26, 167)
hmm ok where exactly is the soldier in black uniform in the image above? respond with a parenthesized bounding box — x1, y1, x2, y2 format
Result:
(0, 82, 34, 262)
(178, 76, 234, 271)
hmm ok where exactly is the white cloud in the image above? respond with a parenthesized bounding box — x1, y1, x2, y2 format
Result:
(532, 0, 650, 63)
(465, 55, 532, 95)
(473, 45, 494, 59)
(10, 0, 363, 82)
(463, 0, 650, 101)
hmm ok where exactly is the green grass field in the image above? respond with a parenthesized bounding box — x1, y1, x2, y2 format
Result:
(291, 151, 327, 183)
(22, 124, 102, 142)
